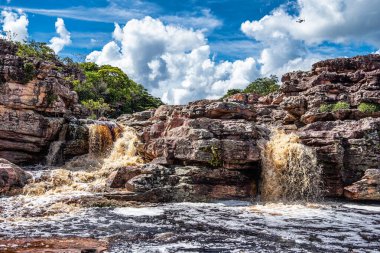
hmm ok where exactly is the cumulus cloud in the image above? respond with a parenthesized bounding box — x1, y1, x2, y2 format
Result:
(0, 8, 28, 42)
(241, 0, 380, 76)
(87, 17, 258, 105)
(48, 18, 71, 54)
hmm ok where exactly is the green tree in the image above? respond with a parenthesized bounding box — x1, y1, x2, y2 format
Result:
(74, 63, 163, 118)
(243, 75, 279, 96)
(81, 98, 112, 119)
(223, 89, 242, 98)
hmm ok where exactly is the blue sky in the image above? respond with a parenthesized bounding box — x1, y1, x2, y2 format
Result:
(0, 0, 287, 60)
(1, 0, 380, 104)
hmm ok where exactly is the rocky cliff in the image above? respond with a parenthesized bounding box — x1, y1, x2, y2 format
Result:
(0, 37, 379, 201)
(114, 54, 380, 201)
(0, 40, 89, 164)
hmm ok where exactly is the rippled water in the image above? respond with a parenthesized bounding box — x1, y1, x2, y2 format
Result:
(1, 199, 379, 253)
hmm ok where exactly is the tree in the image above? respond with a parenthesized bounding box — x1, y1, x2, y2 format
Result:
(222, 89, 242, 99)
(243, 75, 279, 96)
(73, 63, 163, 118)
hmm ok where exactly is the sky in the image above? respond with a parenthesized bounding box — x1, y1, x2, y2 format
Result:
(1, 0, 380, 104)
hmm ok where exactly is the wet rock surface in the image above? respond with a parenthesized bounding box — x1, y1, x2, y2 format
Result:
(0, 237, 108, 252)
(0, 158, 31, 194)
(344, 169, 380, 201)
(107, 164, 256, 202)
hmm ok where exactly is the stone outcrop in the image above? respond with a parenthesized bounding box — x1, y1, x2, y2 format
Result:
(0, 40, 87, 164)
(344, 169, 380, 201)
(0, 158, 32, 194)
(107, 164, 256, 202)
(116, 54, 380, 201)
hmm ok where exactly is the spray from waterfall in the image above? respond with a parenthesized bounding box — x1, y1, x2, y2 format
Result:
(260, 130, 323, 202)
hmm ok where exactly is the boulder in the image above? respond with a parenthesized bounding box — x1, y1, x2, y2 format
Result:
(344, 169, 380, 201)
(0, 158, 32, 194)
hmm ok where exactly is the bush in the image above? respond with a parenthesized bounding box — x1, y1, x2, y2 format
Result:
(319, 104, 334, 113)
(320, 102, 350, 113)
(75, 63, 163, 118)
(16, 41, 57, 61)
(223, 89, 242, 99)
(358, 102, 380, 113)
(332, 101, 350, 112)
(22, 62, 36, 83)
(243, 75, 279, 96)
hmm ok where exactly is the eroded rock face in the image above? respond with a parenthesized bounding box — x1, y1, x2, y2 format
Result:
(119, 101, 266, 171)
(344, 169, 380, 201)
(0, 40, 87, 164)
(117, 54, 380, 201)
(107, 164, 256, 202)
(0, 158, 32, 194)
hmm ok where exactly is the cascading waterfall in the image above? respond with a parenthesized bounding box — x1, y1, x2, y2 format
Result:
(88, 124, 123, 157)
(260, 130, 323, 202)
(23, 125, 142, 197)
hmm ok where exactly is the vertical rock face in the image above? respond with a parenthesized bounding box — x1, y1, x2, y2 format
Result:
(116, 55, 380, 201)
(0, 40, 87, 164)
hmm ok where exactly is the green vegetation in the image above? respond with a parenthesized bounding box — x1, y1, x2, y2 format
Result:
(16, 41, 57, 61)
(210, 145, 222, 167)
(358, 102, 380, 113)
(243, 75, 279, 95)
(223, 75, 279, 98)
(81, 98, 112, 119)
(319, 101, 350, 113)
(332, 101, 350, 112)
(22, 62, 36, 83)
(319, 104, 334, 113)
(74, 63, 163, 118)
(222, 89, 242, 98)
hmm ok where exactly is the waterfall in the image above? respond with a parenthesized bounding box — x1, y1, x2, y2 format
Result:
(24, 124, 142, 196)
(260, 130, 323, 202)
(45, 124, 68, 166)
(88, 123, 122, 157)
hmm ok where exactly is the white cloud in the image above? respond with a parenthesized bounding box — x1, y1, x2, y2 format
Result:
(48, 18, 71, 54)
(87, 17, 258, 105)
(241, 0, 380, 76)
(376, 49, 380, 54)
(0, 8, 28, 42)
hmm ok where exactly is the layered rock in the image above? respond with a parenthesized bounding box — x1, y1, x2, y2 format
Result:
(0, 158, 32, 194)
(0, 40, 87, 164)
(107, 164, 256, 202)
(344, 169, 380, 201)
(116, 54, 380, 201)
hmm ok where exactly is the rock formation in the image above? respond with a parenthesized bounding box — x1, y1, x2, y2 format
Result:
(0, 37, 379, 202)
(0, 158, 32, 194)
(114, 54, 380, 201)
(0, 40, 88, 164)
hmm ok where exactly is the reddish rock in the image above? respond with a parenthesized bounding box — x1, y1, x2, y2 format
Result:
(344, 169, 380, 201)
(0, 39, 87, 165)
(0, 158, 32, 194)
(0, 237, 108, 253)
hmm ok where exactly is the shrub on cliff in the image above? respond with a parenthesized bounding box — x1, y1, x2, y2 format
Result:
(222, 75, 279, 98)
(358, 102, 380, 113)
(74, 63, 163, 118)
(332, 101, 350, 112)
(319, 101, 350, 112)
(16, 41, 57, 61)
(243, 75, 279, 95)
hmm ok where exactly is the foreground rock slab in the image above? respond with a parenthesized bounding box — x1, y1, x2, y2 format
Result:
(344, 169, 380, 201)
(0, 238, 108, 253)
(0, 158, 31, 194)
